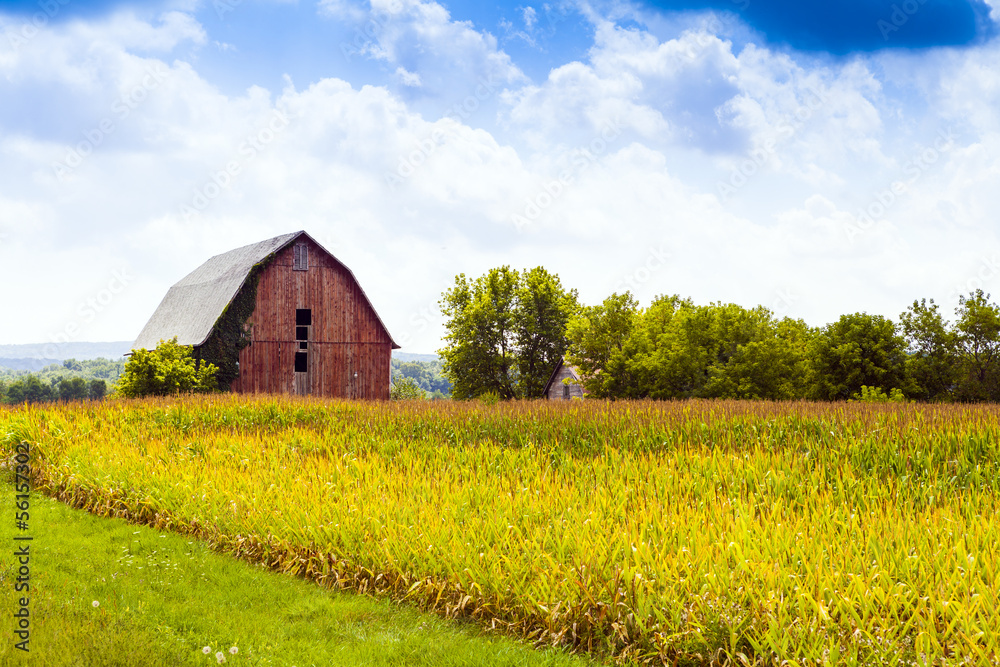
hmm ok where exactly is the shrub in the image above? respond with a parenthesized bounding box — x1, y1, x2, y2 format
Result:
(850, 385, 908, 403)
(390, 377, 426, 400)
(117, 338, 218, 398)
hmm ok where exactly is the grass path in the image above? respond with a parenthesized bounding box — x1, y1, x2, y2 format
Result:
(0, 475, 599, 667)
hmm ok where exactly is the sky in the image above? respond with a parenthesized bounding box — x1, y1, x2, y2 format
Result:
(2, 0, 1000, 353)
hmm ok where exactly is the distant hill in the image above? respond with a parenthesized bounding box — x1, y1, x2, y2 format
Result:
(392, 351, 440, 363)
(0, 358, 62, 371)
(0, 341, 133, 361)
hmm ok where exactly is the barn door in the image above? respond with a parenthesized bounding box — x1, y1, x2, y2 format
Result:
(294, 308, 312, 395)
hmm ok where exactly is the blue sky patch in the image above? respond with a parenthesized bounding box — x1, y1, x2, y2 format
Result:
(642, 0, 997, 52)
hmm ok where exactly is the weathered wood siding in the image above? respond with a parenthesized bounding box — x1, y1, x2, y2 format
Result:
(229, 237, 392, 399)
(545, 364, 585, 400)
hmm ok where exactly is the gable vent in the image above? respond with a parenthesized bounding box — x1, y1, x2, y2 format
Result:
(293, 243, 309, 271)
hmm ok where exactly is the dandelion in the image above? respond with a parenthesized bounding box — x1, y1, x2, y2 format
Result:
(229, 646, 238, 654)
(92, 601, 99, 608)
(216, 651, 226, 663)
(202, 646, 211, 654)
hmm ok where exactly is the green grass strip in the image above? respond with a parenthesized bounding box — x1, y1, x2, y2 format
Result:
(0, 475, 599, 667)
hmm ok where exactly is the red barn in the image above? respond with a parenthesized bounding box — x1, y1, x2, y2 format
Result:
(134, 231, 399, 399)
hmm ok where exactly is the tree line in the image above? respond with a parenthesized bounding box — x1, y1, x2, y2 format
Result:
(390, 359, 452, 398)
(437, 266, 1000, 402)
(0, 358, 123, 405)
(1, 375, 109, 404)
(0, 341, 219, 404)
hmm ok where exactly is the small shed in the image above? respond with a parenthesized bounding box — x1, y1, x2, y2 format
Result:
(133, 230, 399, 399)
(542, 358, 586, 400)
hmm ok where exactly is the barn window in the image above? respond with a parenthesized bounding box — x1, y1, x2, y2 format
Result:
(296, 309, 312, 326)
(296, 326, 308, 341)
(295, 352, 308, 373)
(293, 243, 309, 271)
(563, 384, 570, 399)
(299, 342, 308, 350)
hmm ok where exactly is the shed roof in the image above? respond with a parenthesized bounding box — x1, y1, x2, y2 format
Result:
(133, 231, 399, 351)
(541, 357, 582, 396)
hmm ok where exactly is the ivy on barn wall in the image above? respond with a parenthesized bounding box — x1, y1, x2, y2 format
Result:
(196, 258, 269, 391)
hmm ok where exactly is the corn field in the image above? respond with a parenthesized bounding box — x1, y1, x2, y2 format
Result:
(2, 396, 998, 665)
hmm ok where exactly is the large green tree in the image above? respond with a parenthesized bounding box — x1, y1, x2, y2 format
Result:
(438, 267, 578, 399)
(809, 313, 908, 400)
(953, 290, 1000, 401)
(565, 292, 641, 398)
(626, 301, 812, 400)
(899, 298, 959, 401)
(567, 296, 813, 400)
(626, 295, 702, 399)
(704, 316, 814, 400)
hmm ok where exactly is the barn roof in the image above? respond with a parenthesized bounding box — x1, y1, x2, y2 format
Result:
(133, 231, 399, 351)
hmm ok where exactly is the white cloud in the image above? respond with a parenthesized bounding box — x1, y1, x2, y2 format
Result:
(394, 66, 422, 87)
(318, 0, 370, 22)
(521, 6, 537, 30)
(0, 11, 529, 347)
(985, 0, 1000, 21)
(504, 17, 888, 168)
(322, 0, 526, 97)
(2, 5, 1000, 352)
